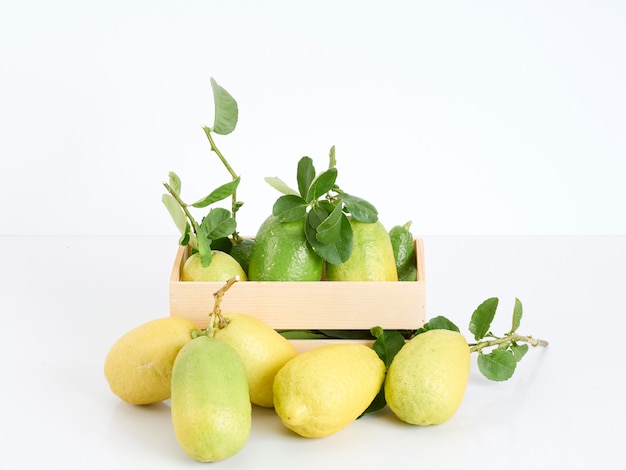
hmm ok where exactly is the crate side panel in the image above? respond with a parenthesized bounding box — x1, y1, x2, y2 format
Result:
(170, 280, 425, 330)
(169, 237, 426, 330)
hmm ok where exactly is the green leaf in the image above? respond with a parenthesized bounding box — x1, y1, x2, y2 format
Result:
(198, 208, 236, 240)
(316, 199, 336, 213)
(210, 236, 233, 253)
(328, 145, 337, 169)
(414, 315, 460, 336)
(305, 168, 338, 202)
(276, 329, 330, 339)
(305, 208, 353, 264)
(196, 234, 213, 267)
(362, 386, 386, 416)
(297, 157, 316, 199)
(371, 328, 406, 368)
(168, 171, 182, 195)
(191, 176, 241, 208)
(511, 297, 523, 334)
(477, 349, 517, 381)
(317, 330, 375, 340)
(210, 77, 238, 135)
(162, 193, 188, 236)
(264, 176, 299, 196)
(195, 209, 236, 269)
(370, 326, 384, 338)
(469, 297, 499, 341)
(510, 343, 529, 362)
(272, 195, 308, 222)
(178, 224, 193, 247)
(315, 203, 343, 245)
(277, 329, 375, 340)
(389, 222, 417, 281)
(339, 193, 378, 223)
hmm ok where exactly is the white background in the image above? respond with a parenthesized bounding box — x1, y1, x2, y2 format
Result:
(1, 0, 625, 237)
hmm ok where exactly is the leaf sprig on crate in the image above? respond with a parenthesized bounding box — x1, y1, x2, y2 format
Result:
(161, 78, 244, 267)
(264, 149, 379, 265)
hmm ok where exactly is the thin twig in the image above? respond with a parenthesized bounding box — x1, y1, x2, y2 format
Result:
(469, 333, 549, 353)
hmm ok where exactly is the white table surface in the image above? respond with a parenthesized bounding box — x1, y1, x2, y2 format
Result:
(1, 235, 624, 469)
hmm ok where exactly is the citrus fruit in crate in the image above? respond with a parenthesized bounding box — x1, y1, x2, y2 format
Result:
(248, 214, 323, 281)
(385, 329, 470, 425)
(229, 237, 255, 276)
(273, 343, 385, 437)
(181, 250, 247, 281)
(325, 218, 398, 281)
(171, 335, 251, 462)
(103, 316, 198, 405)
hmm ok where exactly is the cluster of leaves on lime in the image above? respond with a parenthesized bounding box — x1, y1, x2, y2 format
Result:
(161, 77, 243, 268)
(362, 297, 549, 415)
(265, 148, 378, 265)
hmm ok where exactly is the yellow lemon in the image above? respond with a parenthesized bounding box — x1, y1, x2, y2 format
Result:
(181, 250, 247, 282)
(385, 329, 470, 425)
(214, 313, 298, 407)
(273, 343, 385, 437)
(325, 218, 398, 281)
(104, 316, 198, 405)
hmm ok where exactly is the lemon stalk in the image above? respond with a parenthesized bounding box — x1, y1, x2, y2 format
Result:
(469, 333, 549, 353)
(162, 181, 201, 247)
(202, 127, 242, 244)
(204, 277, 238, 338)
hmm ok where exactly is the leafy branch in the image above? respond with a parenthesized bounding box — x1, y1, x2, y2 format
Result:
(264, 147, 379, 264)
(363, 296, 549, 414)
(465, 297, 549, 381)
(407, 298, 548, 382)
(161, 78, 244, 267)
(202, 126, 243, 232)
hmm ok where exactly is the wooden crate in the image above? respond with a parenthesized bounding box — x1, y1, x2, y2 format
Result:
(169, 239, 426, 351)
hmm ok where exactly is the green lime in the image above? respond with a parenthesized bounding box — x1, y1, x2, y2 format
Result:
(248, 215, 323, 281)
(229, 238, 255, 276)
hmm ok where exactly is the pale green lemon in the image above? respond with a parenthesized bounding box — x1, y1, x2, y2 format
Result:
(181, 250, 247, 282)
(171, 336, 251, 462)
(214, 313, 298, 407)
(385, 329, 470, 425)
(273, 344, 385, 438)
(103, 316, 198, 405)
(325, 218, 398, 281)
